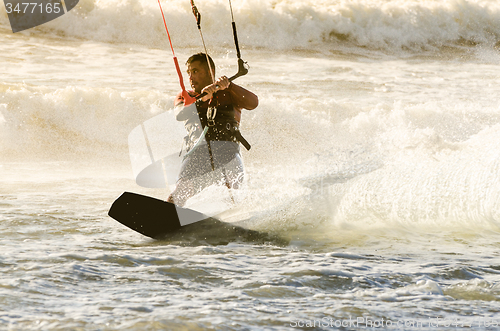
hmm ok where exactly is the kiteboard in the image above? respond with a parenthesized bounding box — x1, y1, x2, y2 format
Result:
(108, 192, 211, 239)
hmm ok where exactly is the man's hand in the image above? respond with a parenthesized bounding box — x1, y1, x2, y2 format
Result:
(200, 76, 230, 101)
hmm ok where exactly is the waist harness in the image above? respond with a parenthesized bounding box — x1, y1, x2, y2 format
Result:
(191, 101, 251, 151)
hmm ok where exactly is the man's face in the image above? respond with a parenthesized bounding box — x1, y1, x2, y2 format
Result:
(187, 61, 212, 93)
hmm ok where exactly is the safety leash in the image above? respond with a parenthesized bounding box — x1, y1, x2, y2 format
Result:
(190, 0, 216, 83)
(188, 0, 246, 202)
(189, 0, 218, 130)
(156, 0, 196, 106)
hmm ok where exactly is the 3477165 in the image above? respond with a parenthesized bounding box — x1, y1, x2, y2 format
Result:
(5, 2, 62, 14)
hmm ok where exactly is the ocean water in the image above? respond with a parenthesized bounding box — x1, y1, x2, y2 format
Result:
(1, 0, 500, 330)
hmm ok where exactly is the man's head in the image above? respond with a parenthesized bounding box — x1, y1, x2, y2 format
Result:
(186, 53, 215, 93)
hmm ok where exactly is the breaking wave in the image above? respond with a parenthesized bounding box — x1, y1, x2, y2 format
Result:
(1, 0, 499, 52)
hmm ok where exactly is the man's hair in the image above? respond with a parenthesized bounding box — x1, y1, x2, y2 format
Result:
(186, 53, 215, 74)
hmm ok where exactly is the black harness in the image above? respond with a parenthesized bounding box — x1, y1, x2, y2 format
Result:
(192, 100, 251, 151)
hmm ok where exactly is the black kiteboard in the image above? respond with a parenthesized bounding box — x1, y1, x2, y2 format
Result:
(108, 192, 210, 239)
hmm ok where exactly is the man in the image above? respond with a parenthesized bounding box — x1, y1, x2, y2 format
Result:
(167, 53, 258, 206)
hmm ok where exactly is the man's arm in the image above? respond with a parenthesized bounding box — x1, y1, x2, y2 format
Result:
(202, 76, 258, 110)
(227, 82, 259, 110)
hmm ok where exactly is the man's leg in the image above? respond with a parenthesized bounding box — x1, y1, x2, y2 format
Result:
(167, 178, 196, 207)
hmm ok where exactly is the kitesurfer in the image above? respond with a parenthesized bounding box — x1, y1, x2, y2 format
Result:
(167, 53, 258, 206)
